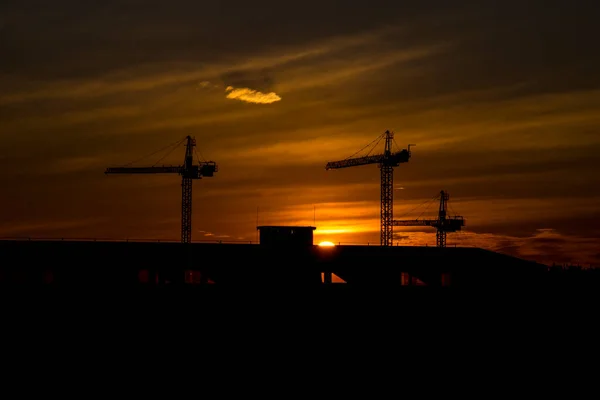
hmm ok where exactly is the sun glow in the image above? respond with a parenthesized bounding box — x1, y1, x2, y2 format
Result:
(318, 241, 336, 247)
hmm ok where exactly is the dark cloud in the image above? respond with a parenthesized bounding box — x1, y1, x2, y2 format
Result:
(469, 213, 600, 239)
(0, 0, 448, 79)
(445, 229, 600, 266)
(1, 0, 597, 87)
(393, 235, 411, 241)
(220, 69, 276, 93)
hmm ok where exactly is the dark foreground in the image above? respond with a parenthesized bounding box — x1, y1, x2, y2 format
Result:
(2, 239, 597, 288)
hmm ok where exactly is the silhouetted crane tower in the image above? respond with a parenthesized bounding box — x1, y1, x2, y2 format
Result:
(393, 190, 465, 247)
(104, 136, 217, 243)
(325, 130, 414, 246)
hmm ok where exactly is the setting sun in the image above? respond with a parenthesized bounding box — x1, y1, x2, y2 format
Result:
(318, 241, 336, 247)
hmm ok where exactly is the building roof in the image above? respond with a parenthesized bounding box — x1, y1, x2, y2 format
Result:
(256, 226, 316, 230)
(0, 240, 549, 287)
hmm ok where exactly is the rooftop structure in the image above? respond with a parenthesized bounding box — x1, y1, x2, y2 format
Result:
(256, 226, 317, 247)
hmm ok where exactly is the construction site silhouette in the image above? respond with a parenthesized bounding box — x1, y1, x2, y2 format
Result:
(1, 131, 597, 288)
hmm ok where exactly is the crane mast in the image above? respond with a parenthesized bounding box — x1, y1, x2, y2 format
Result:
(393, 190, 465, 247)
(104, 136, 217, 243)
(436, 190, 450, 247)
(181, 137, 194, 244)
(325, 130, 413, 246)
(380, 131, 394, 247)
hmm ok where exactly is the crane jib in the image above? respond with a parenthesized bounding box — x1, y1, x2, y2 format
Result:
(325, 150, 410, 170)
(104, 166, 182, 174)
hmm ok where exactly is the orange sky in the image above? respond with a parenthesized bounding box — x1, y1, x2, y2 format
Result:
(0, 1, 599, 266)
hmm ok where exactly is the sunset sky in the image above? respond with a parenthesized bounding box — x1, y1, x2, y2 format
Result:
(1, 0, 599, 266)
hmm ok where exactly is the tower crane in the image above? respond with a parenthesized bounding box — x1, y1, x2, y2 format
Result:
(104, 136, 217, 244)
(325, 130, 414, 246)
(393, 190, 465, 247)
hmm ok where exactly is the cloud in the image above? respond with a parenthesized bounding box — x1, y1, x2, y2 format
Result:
(197, 76, 281, 105)
(224, 86, 281, 104)
(393, 235, 411, 241)
(220, 68, 276, 93)
(468, 229, 600, 267)
(199, 231, 233, 241)
(275, 45, 445, 93)
(0, 218, 105, 237)
(0, 25, 398, 106)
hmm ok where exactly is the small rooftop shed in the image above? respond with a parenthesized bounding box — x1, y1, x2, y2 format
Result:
(256, 226, 316, 247)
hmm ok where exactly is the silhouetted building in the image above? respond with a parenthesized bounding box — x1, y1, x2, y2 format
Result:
(0, 239, 573, 288)
(257, 226, 316, 247)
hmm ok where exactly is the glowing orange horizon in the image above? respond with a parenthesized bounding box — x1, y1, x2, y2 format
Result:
(318, 241, 336, 247)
